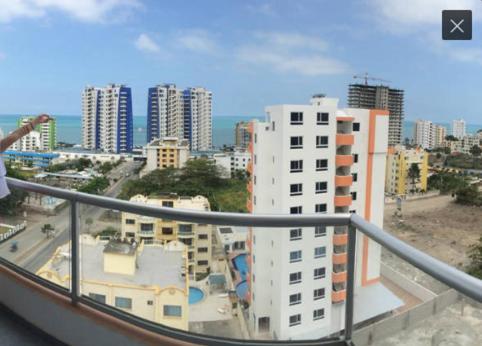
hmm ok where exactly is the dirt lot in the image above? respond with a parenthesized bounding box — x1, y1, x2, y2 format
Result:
(384, 194, 482, 269)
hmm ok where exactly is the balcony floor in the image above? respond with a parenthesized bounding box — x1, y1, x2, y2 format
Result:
(0, 304, 64, 346)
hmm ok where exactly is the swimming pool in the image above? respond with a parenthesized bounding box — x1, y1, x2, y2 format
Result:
(189, 287, 204, 304)
(232, 253, 248, 281)
(236, 281, 248, 300)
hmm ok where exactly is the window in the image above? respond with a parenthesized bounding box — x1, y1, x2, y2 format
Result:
(313, 308, 325, 320)
(115, 297, 132, 309)
(290, 272, 302, 284)
(315, 181, 327, 194)
(316, 159, 328, 171)
(125, 219, 135, 225)
(314, 267, 326, 279)
(290, 228, 302, 240)
(316, 136, 329, 148)
(352, 173, 358, 182)
(89, 293, 106, 304)
(314, 247, 326, 258)
(272, 121, 275, 131)
(179, 224, 192, 234)
(314, 288, 325, 300)
(353, 154, 358, 163)
(315, 204, 327, 213)
(290, 206, 302, 214)
(290, 250, 302, 263)
(163, 305, 182, 317)
(315, 226, 326, 237)
(162, 227, 173, 235)
(353, 122, 360, 131)
(351, 192, 357, 201)
(140, 223, 153, 232)
(290, 183, 302, 196)
(289, 293, 302, 306)
(147, 300, 153, 306)
(290, 112, 303, 125)
(317, 112, 329, 125)
(290, 160, 303, 173)
(162, 201, 174, 207)
(198, 234, 208, 240)
(290, 136, 303, 149)
(289, 314, 301, 327)
(198, 247, 208, 253)
(197, 260, 208, 266)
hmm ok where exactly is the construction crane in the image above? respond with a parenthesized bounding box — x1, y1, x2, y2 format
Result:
(353, 72, 391, 85)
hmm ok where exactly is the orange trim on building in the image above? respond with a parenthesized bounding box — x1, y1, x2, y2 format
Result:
(246, 199, 253, 212)
(247, 161, 253, 174)
(336, 116, 354, 122)
(247, 181, 253, 193)
(334, 195, 352, 207)
(333, 233, 348, 246)
(336, 134, 354, 146)
(332, 271, 347, 283)
(332, 290, 347, 302)
(362, 109, 389, 287)
(335, 175, 353, 187)
(333, 253, 347, 265)
(335, 155, 354, 166)
(248, 142, 253, 154)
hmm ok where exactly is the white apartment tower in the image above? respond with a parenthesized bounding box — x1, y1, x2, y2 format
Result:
(452, 119, 466, 139)
(11, 116, 57, 152)
(82, 84, 133, 153)
(413, 120, 435, 149)
(247, 95, 392, 340)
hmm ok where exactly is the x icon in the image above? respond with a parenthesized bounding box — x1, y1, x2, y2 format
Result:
(450, 19, 465, 33)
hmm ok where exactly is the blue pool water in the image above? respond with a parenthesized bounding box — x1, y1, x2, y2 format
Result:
(236, 281, 248, 300)
(189, 287, 204, 305)
(232, 254, 248, 281)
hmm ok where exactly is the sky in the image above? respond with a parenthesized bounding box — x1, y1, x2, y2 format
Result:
(0, 0, 481, 124)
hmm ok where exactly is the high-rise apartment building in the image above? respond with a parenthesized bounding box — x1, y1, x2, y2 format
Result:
(452, 119, 466, 139)
(434, 125, 447, 148)
(385, 146, 428, 195)
(235, 121, 251, 149)
(11, 116, 57, 151)
(146, 84, 212, 151)
(82, 84, 133, 153)
(348, 84, 404, 146)
(247, 95, 398, 339)
(413, 120, 447, 149)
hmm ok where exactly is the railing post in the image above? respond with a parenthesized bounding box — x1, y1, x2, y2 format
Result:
(70, 200, 80, 304)
(344, 224, 356, 343)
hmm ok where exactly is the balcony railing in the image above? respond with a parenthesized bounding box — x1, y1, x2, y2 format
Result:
(2, 177, 482, 346)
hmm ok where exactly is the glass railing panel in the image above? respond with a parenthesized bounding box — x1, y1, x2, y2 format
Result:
(0, 186, 70, 291)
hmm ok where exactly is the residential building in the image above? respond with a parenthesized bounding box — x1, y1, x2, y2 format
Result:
(434, 125, 447, 148)
(11, 116, 57, 151)
(452, 119, 466, 139)
(121, 194, 213, 278)
(413, 120, 447, 150)
(348, 84, 404, 145)
(448, 134, 482, 154)
(235, 121, 252, 149)
(82, 84, 133, 153)
(37, 236, 189, 331)
(145, 137, 190, 174)
(2, 151, 60, 168)
(385, 146, 428, 195)
(216, 226, 248, 254)
(247, 95, 401, 339)
(212, 150, 251, 178)
(146, 84, 212, 151)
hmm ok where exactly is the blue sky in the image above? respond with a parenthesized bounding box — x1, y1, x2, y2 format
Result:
(0, 0, 481, 124)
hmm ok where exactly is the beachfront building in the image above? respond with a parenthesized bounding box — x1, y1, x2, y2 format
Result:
(413, 120, 447, 150)
(235, 121, 251, 149)
(81, 84, 133, 153)
(121, 195, 213, 278)
(144, 137, 190, 174)
(37, 236, 189, 330)
(348, 84, 404, 146)
(246, 95, 401, 340)
(146, 84, 212, 151)
(385, 145, 428, 195)
(2, 151, 60, 168)
(212, 150, 251, 178)
(11, 116, 57, 152)
(434, 125, 447, 148)
(452, 119, 466, 139)
(447, 134, 482, 154)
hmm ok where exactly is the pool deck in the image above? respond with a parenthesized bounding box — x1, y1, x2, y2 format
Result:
(189, 291, 233, 322)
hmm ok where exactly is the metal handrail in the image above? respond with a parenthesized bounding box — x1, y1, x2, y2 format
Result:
(3, 177, 482, 345)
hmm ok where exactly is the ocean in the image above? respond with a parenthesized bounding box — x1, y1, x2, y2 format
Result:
(0, 115, 480, 148)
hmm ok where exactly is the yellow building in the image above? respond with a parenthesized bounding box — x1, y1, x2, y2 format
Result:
(122, 194, 212, 278)
(144, 137, 189, 175)
(37, 236, 189, 330)
(385, 145, 428, 195)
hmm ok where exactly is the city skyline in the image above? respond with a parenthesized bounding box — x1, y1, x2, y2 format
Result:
(0, 1, 482, 123)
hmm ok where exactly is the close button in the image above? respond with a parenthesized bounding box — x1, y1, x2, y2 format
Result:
(442, 10, 472, 40)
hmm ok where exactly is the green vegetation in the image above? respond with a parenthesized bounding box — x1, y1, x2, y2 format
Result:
(428, 172, 468, 194)
(95, 226, 119, 239)
(456, 185, 482, 207)
(47, 158, 92, 172)
(120, 159, 248, 212)
(0, 165, 28, 216)
(445, 154, 482, 170)
(470, 145, 481, 157)
(407, 163, 421, 193)
(467, 237, 482, 279)
(98, 160, 122, 175)
(78, 176, 110, 195)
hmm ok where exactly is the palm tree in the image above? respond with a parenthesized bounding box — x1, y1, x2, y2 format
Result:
(407, 163, 421, 194)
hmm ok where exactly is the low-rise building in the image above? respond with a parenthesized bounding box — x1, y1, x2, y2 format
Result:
(121, 194, 213, 278)
(385, 145, 428, 195)
(144, 137, 189, 174)
(37, 236, 189, 330)
(212, 150, 251, 178)
(2, 150, 60, 168)
(216, 226, 248, 254)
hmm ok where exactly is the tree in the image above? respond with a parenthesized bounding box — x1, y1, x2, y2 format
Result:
(455, 185, 482, 206)
(407, 163, 421, 193)
(445, 135, 458, 141)
(467, 237, 482, 279)
(78, 177, 109, 195)
(0, 165, 28, 216)
(470, 145, 481, 157)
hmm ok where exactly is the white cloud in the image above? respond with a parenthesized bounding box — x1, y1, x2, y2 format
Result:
(135, 33, 161, 54)
(0, 0, 140, 23)
(238, 32, 348, 76)
(175, 30, 218, 54)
